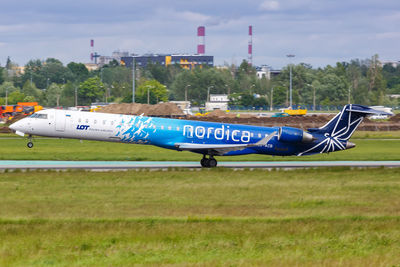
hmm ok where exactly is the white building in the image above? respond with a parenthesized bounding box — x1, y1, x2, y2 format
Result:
(170, 101, 192, 115)
(256, 65, 271, 79)
(205, 94, 229, 111)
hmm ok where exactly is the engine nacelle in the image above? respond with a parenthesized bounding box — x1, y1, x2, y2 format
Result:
(278, 127, 314, 143)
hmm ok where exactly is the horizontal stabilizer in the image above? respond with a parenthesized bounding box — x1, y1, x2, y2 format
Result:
(308, 104, 390, 140)
(345, 107, 392, 115)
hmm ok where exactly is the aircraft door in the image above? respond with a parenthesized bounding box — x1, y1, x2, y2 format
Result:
(55, 111, 66, 131)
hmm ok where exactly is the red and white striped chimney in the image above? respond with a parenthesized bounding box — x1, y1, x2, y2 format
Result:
(90, 39, 94, 62)
(197, 26, 205, 55)
(248, 26, 253, 65)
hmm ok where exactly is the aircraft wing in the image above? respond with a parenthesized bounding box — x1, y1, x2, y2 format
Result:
(175, 131, 276, 156)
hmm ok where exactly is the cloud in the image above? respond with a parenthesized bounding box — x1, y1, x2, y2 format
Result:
(259, 1, 280, 11)
(1, 0, 400, 68)
(376, 32, 400, 40)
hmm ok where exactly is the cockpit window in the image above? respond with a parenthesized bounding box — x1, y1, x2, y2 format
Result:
(37, 114, 47, 119)
(29, 113, 47, 119)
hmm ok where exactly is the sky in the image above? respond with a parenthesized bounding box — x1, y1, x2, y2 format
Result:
(0, 0, 399, 69)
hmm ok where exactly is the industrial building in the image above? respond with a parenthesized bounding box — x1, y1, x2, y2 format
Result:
(119, 26, 213, 69)
(98, 51, 130, 66)
(120, 54, 214, 69)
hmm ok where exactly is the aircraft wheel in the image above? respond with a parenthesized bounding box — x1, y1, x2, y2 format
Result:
(27, 142, 33, 148)
(200, 158, 208, 167)
(208, 158, 217, 168)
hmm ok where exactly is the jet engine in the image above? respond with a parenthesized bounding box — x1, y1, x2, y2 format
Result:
(278, 127, 314, 143)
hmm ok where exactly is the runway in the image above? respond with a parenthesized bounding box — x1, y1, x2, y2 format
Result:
(0, 160, 399, 170)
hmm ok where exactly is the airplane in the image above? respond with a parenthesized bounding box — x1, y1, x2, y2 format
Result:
(9, 104, 389, 167)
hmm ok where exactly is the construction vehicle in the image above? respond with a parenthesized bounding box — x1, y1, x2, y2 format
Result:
(0, 102, 43, 121)
(280, 107, 307, 116)
(272, 112, 290, 118)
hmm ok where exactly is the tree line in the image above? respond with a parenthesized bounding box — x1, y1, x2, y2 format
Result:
(0, 54, 398, 109)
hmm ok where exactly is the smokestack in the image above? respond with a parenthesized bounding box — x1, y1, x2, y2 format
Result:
(197, 26, 205, 55)
(90, 39, 94, 62)
(248, 25, 253, 65)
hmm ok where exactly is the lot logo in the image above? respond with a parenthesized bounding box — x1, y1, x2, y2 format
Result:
(77, 125, 90, 130)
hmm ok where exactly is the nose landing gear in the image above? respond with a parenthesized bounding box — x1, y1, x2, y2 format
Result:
(200, 155, 217, 168)
(27, 135, 33, 148)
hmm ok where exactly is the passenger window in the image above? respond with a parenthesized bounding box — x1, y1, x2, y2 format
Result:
(177, 127, 180, 131)
(258, 133, 261, 138)
(78, 118, 81, 123)
(85, 119, 89, 123)
(94, 120, 97, 124)
(111, 121, 114, 125)
(103, 120, 106, 125)
(168, 126, 171, 130)
(161, 126, 164, 130)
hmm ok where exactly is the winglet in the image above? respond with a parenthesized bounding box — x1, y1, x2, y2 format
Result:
(252, 131, 276, 147)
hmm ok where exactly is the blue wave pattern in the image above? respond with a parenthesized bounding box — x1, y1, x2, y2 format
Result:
(115, 115, 157, 144)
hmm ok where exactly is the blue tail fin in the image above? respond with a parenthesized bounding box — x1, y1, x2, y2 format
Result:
(308, 104, 390, 140)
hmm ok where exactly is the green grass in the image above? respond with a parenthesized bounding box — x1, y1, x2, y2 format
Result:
(1, 168, 400, 219)
(352, 130, 400, 139)
(1, 168, 400, 265)
(0, 132, 399, 161)
(2, 217, 400, 266)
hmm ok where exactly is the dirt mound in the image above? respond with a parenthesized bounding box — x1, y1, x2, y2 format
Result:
(206, 109, 227, 117)
(0, 126, 11, 133)
(99, 103, 184, 117)
(389, 114, 400, 122)
(187, 114, 333, 126)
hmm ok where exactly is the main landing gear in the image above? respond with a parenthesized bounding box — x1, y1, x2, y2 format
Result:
(27, 135, 33, 148)
(200, 155, 217, 168)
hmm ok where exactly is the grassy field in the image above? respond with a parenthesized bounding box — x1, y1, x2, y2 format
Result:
(0, 131, 399, 161)
(1, 168, 400, 265)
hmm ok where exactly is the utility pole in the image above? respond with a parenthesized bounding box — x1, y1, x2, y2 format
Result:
(287, 54, 295, 108)
(270, 87, 273, 111)
(185, 84, 191, 102)
(225, 84, 230, 96)
(313, 85, 316, 111)
(348, 86, 351, 104)
(75, 86, 78, 107)
(147, 86, 150, 104)
(132, 58, 135, 103)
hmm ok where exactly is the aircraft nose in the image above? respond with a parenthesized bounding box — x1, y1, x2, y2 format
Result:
(9, 122, 18, 131)
(9, 120, 25, 133)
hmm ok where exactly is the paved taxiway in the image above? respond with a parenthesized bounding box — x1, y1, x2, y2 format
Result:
(0, 160, 399, 170)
